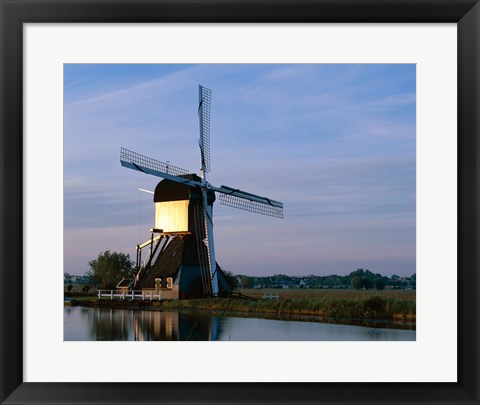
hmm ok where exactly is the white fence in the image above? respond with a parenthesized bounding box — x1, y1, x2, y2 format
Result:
(98, 290, 163, 301)
(261, 292, 280, 300)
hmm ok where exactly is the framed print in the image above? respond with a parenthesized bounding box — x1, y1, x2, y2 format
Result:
(1, 0, 479, 404)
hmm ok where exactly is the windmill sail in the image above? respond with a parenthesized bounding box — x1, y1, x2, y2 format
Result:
(120, 148, 202, 187)
(214, 185, 284, 218)
(198, 85, 218, 295)
(198, 85, 212, 175)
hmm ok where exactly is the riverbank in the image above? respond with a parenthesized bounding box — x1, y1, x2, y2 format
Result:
(67, 293, 415, 324)
(161, 296, 415, 322)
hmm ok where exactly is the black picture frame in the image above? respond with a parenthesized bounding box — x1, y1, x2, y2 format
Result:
(1, 1, 479, 404)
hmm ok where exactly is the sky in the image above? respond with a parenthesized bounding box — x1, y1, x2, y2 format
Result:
(64, 64, 416, 278)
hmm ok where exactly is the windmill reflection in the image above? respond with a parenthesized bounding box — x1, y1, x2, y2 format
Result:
(85, 307, 223, 341)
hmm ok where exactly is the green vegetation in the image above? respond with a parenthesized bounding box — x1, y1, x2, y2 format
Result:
(222, 270, 237, 291)
(351, 276, 362, 289)
(66, 296, 98, 302)
(160, 293, 415, 322)
(239, 275, 253, 289)
(66, 263, 415, 324)
(232, 268, 416, 290)
(68, 288, 415, 325)
(81, 285, 91, 294)
(237, 288, 415, 301)
(374, 277, 386, 290)
(86, 251, 135, 290)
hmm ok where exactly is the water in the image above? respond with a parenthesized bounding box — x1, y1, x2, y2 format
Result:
(64, 306, 415, 341)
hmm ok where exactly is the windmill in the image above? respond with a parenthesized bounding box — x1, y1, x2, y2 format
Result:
(120, 85, 283, 297)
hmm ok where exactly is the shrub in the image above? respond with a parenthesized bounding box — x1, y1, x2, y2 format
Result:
(362, 295, 386, 318)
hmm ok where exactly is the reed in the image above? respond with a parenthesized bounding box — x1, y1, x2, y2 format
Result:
(160, 295, 415, 322)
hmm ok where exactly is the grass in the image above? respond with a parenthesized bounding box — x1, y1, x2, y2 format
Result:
(238, 288, 416, 301)
(65, 296, 98, 301)
(160, 289, 416, 322)
(66, 288, 416, 323)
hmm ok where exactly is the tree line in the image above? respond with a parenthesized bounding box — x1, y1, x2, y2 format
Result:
(71, 251, 416, 291)
(231, 268, 416, 290)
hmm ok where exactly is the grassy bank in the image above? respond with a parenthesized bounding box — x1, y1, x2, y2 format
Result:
(160, 294, 415, 322)
(237, 288, 416, 301)
(67, 289, 415, 323)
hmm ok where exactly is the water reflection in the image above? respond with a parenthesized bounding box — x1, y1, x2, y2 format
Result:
(64, 307, 222, 341)
(64, 306, 415, 341)
(133, 311, 221, 341)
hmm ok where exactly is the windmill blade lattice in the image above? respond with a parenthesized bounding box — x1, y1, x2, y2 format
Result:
(217, 185, 284, 218)
(120, 147, 202, 187)
(198, 86, 212, 174)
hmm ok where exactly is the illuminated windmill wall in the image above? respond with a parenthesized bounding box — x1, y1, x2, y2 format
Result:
(153, 175, 213, 234)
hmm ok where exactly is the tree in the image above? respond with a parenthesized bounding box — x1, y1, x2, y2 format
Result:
(351, 276, 363, 289)
(86, 251, 135, 289)
(66, 284, 73, 293)
(362, 277, 374, 290)
(350, 269, 366, 279)
(374, 278, 386, 290)
(239, 276, 252, 289)
(221, 269, 238, 290)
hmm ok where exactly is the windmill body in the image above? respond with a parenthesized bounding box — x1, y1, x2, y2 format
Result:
(120, 85, 283, 298)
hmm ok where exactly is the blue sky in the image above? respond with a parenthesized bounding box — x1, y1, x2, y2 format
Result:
(64, 64, 416, 277)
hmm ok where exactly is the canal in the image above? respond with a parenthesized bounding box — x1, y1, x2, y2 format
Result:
(64, 306, 415, 341)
